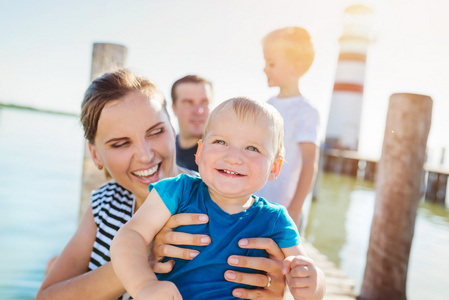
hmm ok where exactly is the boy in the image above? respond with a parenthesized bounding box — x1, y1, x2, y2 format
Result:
(111, 97, 325, 300)
(258, 27, 320, 230)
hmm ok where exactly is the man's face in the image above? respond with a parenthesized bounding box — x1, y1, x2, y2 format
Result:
(172, 82, 211, 140)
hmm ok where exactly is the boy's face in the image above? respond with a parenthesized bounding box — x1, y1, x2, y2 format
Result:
(195, 107, 281, 202)
(263, 45, 299, 88)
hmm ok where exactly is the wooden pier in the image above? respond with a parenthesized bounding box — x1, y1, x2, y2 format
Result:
(322, 149, 449, 205)
(425, 165, 449, 205)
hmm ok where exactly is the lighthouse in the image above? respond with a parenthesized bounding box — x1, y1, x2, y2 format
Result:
(325, 5, 373, 151)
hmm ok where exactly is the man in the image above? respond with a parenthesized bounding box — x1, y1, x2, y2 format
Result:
(171, 75, 213, 172)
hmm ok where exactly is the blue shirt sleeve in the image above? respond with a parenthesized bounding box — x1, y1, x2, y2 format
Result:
(271, 206, 300, 248)
(148, 174, 189, 215)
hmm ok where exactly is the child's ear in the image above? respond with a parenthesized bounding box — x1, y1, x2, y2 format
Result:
(268, 156, 283, 181)
(292, 60, 306, 75)
(195, 140, 203, 165)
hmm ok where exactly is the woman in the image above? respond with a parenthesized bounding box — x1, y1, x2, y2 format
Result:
(36, 69, 286, 300)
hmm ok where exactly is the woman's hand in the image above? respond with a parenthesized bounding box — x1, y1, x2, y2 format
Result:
(224, 238, 286, 300)
(150, 213, 211, 273)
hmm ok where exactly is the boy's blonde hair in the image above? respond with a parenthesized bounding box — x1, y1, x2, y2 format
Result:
(203, 97, 285, 159)
(262, 26, 315, 76)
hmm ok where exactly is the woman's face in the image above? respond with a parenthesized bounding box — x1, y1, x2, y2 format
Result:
(89, 91, 177, 204)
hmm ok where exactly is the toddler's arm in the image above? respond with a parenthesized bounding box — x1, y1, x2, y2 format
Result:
(110, 189, 182, 299)
(281, 245, 325, 300)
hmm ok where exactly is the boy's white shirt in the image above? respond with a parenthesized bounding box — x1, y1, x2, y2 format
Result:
(257, 95, 319, 208)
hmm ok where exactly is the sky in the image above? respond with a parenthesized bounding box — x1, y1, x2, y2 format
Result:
(1, 0, 449, 163)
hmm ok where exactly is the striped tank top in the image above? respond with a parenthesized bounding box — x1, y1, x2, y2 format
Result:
(88, 180, 135, 300)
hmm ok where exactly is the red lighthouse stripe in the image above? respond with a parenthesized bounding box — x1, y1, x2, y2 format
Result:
(338, 52, 367, 62)
(333, 83, 364, 93)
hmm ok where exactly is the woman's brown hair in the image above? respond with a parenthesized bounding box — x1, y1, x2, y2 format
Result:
(80, 68, 168, 145)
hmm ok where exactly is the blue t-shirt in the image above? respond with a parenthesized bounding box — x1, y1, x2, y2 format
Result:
(150, 174, 299, 299)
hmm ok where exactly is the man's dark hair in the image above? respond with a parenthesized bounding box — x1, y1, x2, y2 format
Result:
(171, 75, 213, 104)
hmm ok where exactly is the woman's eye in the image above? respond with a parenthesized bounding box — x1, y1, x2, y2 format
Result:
(247, 146, 259, 152)
(112, 142, 129, 148)
(148, 128, 163, 136)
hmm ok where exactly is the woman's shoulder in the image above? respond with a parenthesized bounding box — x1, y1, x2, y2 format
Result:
(91, 180, 134, 210)
(92, 179, 132, 197)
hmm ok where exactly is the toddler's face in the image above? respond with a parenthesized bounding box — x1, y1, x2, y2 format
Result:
(195, 108, 280, 202)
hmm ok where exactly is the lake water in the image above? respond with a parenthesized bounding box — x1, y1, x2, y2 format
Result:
(306, 172, 449, 300)
(1, 107, 448, 299)
(0, 107, 84, 299)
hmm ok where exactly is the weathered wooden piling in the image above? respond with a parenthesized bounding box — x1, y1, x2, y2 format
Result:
(90, 43, 128, 80)
(363, 160, 377, 182)
(425, 168, 449, 205)
(79, 43, 128, 220)
(359, 93, 432, 300)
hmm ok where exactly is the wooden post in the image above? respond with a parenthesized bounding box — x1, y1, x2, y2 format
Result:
(440, 148, 446, 165)
(359, 93, 432, 300)
(342, 156, 359, 177)
(90, 43, 128, 81)
(364, 160, 377, 182)
(425, 172, 439, 202)
(79, 43, 128, 221)
(436, 174, 448, 204)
